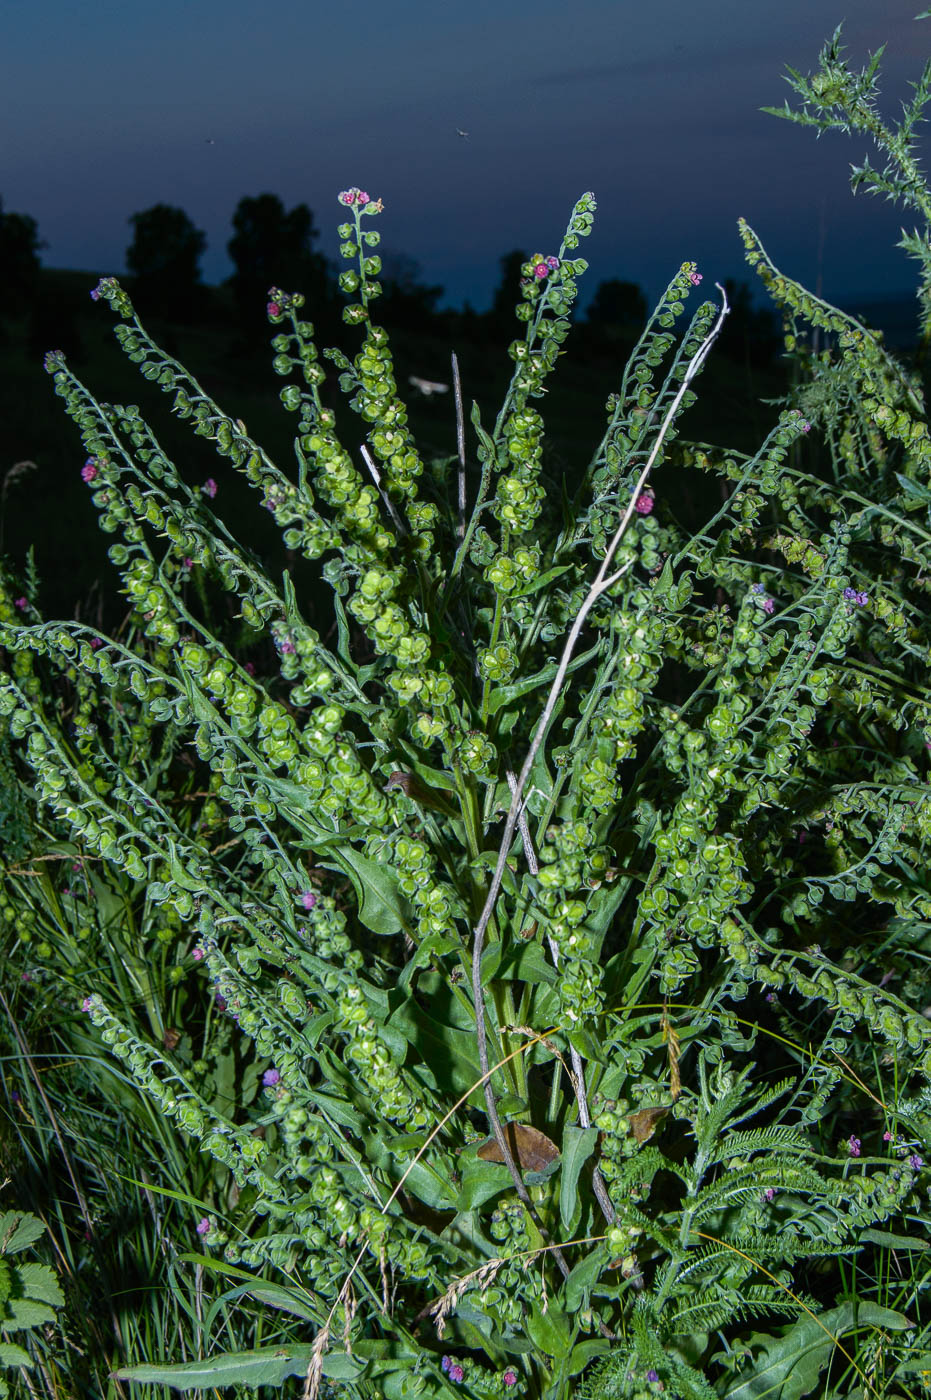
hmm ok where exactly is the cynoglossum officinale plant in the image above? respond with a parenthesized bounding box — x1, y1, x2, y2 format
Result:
(2, 63, 931, 1393)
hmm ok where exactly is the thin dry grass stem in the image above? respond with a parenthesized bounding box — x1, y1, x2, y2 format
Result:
(469, 290, 729, 1248)
(452, 352, 466, 539)
(692, 1230, 880, 1398)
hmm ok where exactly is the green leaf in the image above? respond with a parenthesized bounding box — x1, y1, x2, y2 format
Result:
(724, 1301, 914, 1400)
(17, 1264, 64, 1309)
(3, 1299, 56, 1330)
(559, 1125, 599, 1231)
(861, 1228, 929, 1251)
(652, 557, 675, 596)
(322, 845, 407, 935)
(567, 1339, 610, 1376)
(563, 1248, 606, 1314)
(0, 1342, 31, 1368)
(486, 642, 601, 715)
(524, 1302, 571, 1359)
(0, 1213, 44, 1256)
(115, 1345, 359, 1389)
(221, 1281, 317, 1323)
(456, 1155, 513, 1211)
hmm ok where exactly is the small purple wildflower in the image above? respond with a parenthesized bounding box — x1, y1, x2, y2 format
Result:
(909, 1154, 923, 1170)
(267, 301, 281, 317)
(449, 1365, 464, 1384)
(81, 460, 98, 484)
(214, 993, 228, 1013)
(13, 596, 27, 611)
(762, 597, 775, 615)
(263, 1067, 281, 1087)
(182, 556, 193, 570)
(848, 1135, 861, 1158)
(90, 288, 101, 301)
(441, 1357, 452, 1374)
(280, 639, 296, 654)
(689, 270, 702, 285)
(503, 1371, 518, 1388)
(10, 1090, 20, 1105)
(196, 1217, 211, 1237)
(635, 490, 654, 515)
(545, 256, 559, 270)
(647, 1371, 660, 1384)
(761, 1187, 776, 1202)
(244, 661, 256, 676)
(89, 636, 102, 650)
(533, 262, 549, 280)
(82, 996, 93, 1013)
(843, 587, 868, 606)
(300, 890, 318, 910)
(801, 421, 811, 432)
(751, 582, 766, 594)
(192, 947, 204, 962)
(203, 478, 218, 499)
(883, 1130, 894, 1141)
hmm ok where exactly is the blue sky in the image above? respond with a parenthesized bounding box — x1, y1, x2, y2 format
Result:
(4, 0, 931, 313)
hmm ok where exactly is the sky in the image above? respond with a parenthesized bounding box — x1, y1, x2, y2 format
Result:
(4, 0, 931, 316)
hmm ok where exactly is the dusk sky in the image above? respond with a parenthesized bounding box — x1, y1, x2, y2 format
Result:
(5, 1, 931, 316)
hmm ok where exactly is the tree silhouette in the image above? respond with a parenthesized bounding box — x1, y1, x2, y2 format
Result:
(377, 252, 444, 334)
(126, 204, 207, 321)
(227, 194, 332, 340)
(718, 278, 780, 366)
(0, 197, 45, 323)
(585, 278, 647, 332)
(485, 249, 529, 340)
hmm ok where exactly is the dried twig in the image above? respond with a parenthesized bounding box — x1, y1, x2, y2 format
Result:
(452, 352, 466, 539)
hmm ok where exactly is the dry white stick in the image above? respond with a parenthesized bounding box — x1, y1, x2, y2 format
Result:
(359, 443, 408, 535)
(470, 287, 729, 1137)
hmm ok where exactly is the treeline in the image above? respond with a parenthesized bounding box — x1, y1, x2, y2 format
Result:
(0, 194, 781, 366)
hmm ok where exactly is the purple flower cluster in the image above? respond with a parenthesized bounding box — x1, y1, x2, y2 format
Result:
(441, 1357, 464, 1384)
(532, 255, 560, 281)
(843, 587, 868, 606)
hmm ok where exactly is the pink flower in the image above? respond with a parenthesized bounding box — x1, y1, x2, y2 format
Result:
(244, 661, 256, 676)
(503, 1371, 518, 1388)
(182, 556, 193, 570)
(689, 270, 702, 285)
(81, 460, 98, 484)
(761, 1187, 776, 1202)
(280, 639, 295, 654)
(635, 490, 654, 515)
(192, 947, 204, 962)
(339, 189, 357, 205)
(801, 421, 811, 432)
(883, 1130, 894, 1141)
(203, 478, 218, 499)
(300, 891, 317, 910)
(13, 597, 27, 611)
(82, 996, 93, 1012)
(263, 1067, 280, 1087)
(449, 1365, 464, 1384)
(196, 1217, 211, 1237)
(545, 256, 560, 270)
(762, 597, 775, 615)
(267, 301, 281, 317)
(357, 190, 370, 205)
(534, 262, 549, 280)
(89, 636, 102, 650)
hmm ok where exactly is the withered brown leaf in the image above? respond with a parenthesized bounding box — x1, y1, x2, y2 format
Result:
(627, 1106, 669, 1144)
(476, 1122, 560, 1173)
